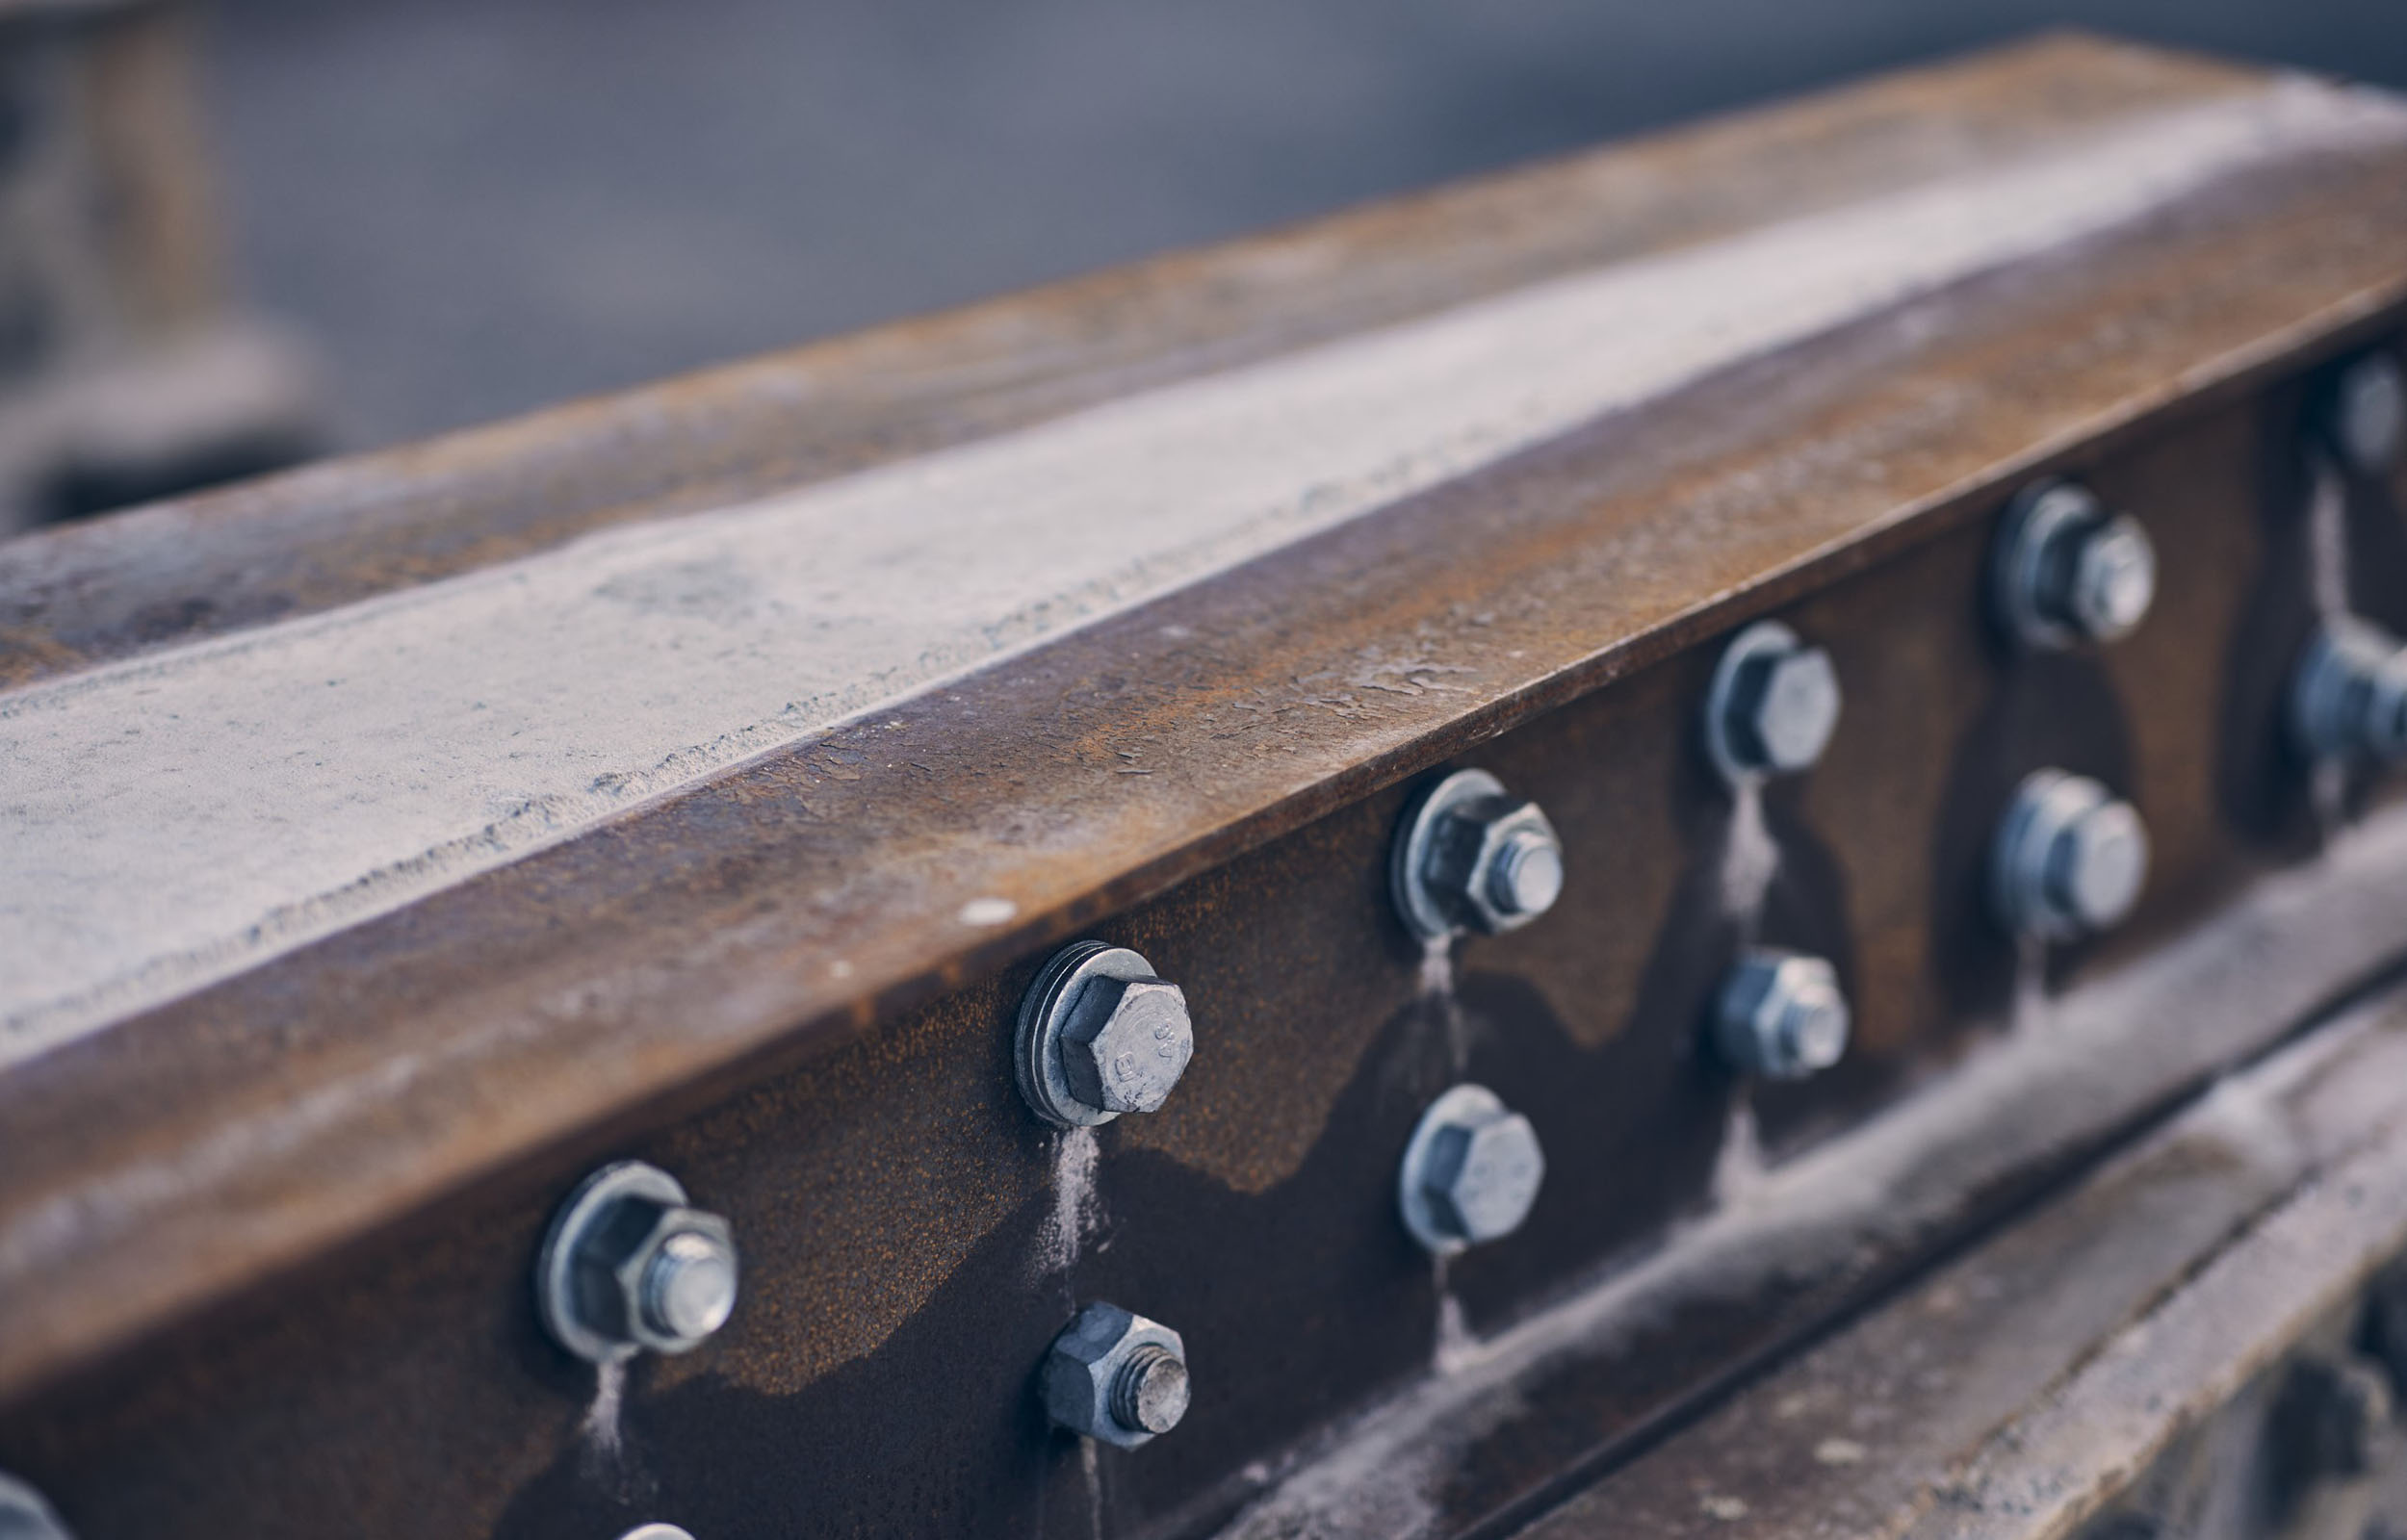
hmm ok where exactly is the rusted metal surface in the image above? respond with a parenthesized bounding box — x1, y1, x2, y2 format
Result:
(1518, 986, 2407, 1540)
(0, 35, 2402, 1421)
(1, 37, 2406, 1540)
(1, 385, 2404, 1532)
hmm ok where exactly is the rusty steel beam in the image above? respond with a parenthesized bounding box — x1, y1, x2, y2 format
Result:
(0, 31, 2404, 1540)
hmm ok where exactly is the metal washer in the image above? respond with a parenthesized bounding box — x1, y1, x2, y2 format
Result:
(1397, 1082, 1510, 1256)
(1389, 768, 1508, 941)
(1015, 941, 1159, 1127)
(1990, 480, 2114, 652)
(536, 1159, 689, 1365)
(1702, 620, 1802, 785)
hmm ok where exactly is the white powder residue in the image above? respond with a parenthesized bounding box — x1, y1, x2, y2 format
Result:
(1035, 1126, 1103, 1282)
(2308, 451, 2350, 619)
(1432, 1292, 1483, 1378)
(1417, 937, 1455, 1000)
(577, 1359, 650, 1502)
(2010, 932, 2051, 1038)
(1081, 1434, 1105, 1540)
(1719, 780, 1779, 933)
(1709, 1096, 1769, 1212)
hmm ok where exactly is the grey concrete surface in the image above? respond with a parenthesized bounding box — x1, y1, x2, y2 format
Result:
(197, 0, 2407, 453)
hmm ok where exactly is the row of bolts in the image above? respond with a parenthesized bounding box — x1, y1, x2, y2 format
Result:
(2, 359, 2400, 1540)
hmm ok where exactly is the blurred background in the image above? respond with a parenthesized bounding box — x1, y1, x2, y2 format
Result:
(4, 0, 2404, 526)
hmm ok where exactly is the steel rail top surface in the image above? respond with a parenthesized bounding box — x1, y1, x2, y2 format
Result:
(1, 32, 2405, 1402)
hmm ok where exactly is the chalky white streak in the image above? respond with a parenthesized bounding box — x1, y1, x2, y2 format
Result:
(4, 79, 2401, 1064)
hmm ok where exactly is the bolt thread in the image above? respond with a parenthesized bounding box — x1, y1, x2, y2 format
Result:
(1110, 1345, 1185, 1435)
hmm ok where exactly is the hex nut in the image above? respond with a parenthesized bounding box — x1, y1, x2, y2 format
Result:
(1060, 975, 1194, 1115)
(0, 1474, 70, 1540)
(1992, 769, 2151, 941)
(1016, 942, 1195, 1126)
(1398, 1084, 1546, 1255)
(1041, 1302, 1190, 1450)
(1991, 481, 2158, 650)
(2328, 352, 2406, 475)
(1391, 769, 1566, 939)
(1714, 949, 1851, 1081)
(537, 1161, 740, 1364)
(2291, 616, 2407, 765)
(2065, 516, 2158, 642)
(634, 1226, 740, 1344)
(1703, 621, 1842, 783)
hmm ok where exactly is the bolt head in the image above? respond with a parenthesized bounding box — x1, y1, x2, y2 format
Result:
(1474, 808, 1565, 924)
(1994, 770, 2150, 941)
(1421, 1110, 1545, 1245)
(1746, 648, 1843, 774)
(2333, 353, 2406, 475)
(1392, 771, 1566, 938)
(1994, 482, 2155, 650)
(2067, 516, 2157, 643)
(539, 1161, 741, 1364)
(1717, 950, 1851, 1080)
(2047, 800, 2149, 933)
(609, 1207, 739, 1354)
(1041, 1302, 1188, 1450)
(1060, 975, 1193, 1115)
(2293, 617, 2407, 763)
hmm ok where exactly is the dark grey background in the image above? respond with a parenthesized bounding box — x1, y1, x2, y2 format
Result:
(198, 0, 2407, 453)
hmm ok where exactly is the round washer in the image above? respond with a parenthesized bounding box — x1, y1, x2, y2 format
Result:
(1015, 941, 1159, 1127)
(1389, 769, 1508, 942)
(537, 1159, 689, 1365)
(1397, 1082, 1509, 1256)
(1702, 620, 1803, 786)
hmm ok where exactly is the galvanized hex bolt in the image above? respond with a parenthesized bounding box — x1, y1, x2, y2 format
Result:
(0, 1474, 70, 1540)
(1992, 769, 2151, 942)
(1390, 768, 1566, 940)
(1990, 480, 2158, 651)
(1713, 949, 1851, 1081)
(1398, 1083, 1546, 1256)
(2328, 352, 2405, 476)
(1703, 621, 1842, 784)
(2291, 616, 2407, 765)
(1015, 941, 1195, 1127)
(536, 1161, 739, 1365)
(1041, 1301, 1190, 1450)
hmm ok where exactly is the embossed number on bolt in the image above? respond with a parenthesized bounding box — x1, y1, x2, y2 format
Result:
(1016, 941, 1195, 1126)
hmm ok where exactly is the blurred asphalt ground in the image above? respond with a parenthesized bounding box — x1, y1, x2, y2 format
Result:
(199, 0, 2407, 454)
